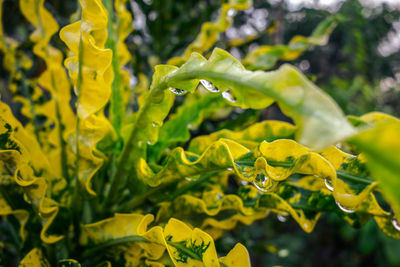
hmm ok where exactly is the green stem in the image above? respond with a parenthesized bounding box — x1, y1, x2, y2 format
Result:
(119, 171, 219, 212)
(80, 235, 147, 260)
(168, 171, 218, 201)
(104, 0, 125, 135)
(104, 85, 165, 206)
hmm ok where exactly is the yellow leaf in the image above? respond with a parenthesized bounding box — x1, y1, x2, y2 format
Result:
(19, 248, 50, 267)
(219, 243, 251, 267)
(168, 0, 252, 66)
(60, 0, 116, 195)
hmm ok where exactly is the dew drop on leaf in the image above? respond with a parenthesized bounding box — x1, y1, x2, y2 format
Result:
(200, 79, 219, 93)
(392, 217, 400, 231)
(222, 90, 237, 103)
(227, 8, 236, 16)
(335, 200, 355, 214)
(324, 179, 334, 192)
(278, 249, 289, 258)
(152, 122, 157, 127)
(253, 173, 273, 192)
(169, 87, 187, 95)
(147, 141, 152, 145)
(227, 168, 233, 171)
(240, 180, 249, 186)
(277, 214, 288, 222)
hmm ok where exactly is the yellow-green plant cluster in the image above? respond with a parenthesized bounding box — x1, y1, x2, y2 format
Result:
(1, 0, 400, 266)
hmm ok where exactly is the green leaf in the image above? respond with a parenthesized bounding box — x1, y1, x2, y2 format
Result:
(350, 119, 400, 220)
(149, 93, 225, 162)
(164, 48, 356, 149)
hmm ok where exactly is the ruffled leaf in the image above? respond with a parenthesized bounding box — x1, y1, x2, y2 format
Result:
(0, 102, 63, 243)
(168, 0, 252, 66)
(163, 48, 357, 149)
(59, 0, 115, 195)
(19, 248, 50, 267)
(350, 117, 400, 219)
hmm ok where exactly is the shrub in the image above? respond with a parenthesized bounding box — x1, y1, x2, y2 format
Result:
(0, 0, 399, 266)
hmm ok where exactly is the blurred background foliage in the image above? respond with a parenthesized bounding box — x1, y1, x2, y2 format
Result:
(1, 0, 400, 266)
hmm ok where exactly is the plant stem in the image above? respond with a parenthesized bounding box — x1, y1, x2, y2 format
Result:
(119, 182, 171, 212)
(167, 171, 219, 201)
(119, 171, 219, 212)
(104, 0, 125, 135)
(80, 235, 147, 260)
(104, 84, 166, 207)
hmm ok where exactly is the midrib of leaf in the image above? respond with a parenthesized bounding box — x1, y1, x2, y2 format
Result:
(235, 157, 375, 185)
(105, 89, 156, 206)
(166, 240, 202, 262)
(80, 235, 147, 260)
(119, 171, 219, 211)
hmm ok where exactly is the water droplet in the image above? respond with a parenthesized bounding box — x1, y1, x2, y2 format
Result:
(253, 173, 273, 192)
(335, 200, 355, 214)
(324, 179, 334, 192)
(227, 8, 236, 17)
(278, 249, 289, 258)
(169, 87, 187, 95)
(227, 168, 233, 171)
(185, 177, 193, 182)
(392, 217, 400, 231)
(222, 90, 237, 103)
(147, 141, 152, 145)
(277, 214, 288, 222)
(152, 122, 157, 127)
(200, 79, 219, 93)
(240, 180, 249, 186)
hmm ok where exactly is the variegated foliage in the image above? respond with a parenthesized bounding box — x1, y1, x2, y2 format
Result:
(0, 0, 399, 266)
